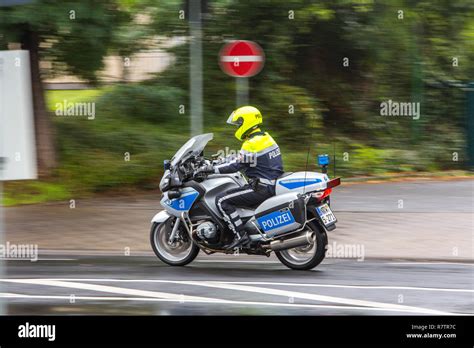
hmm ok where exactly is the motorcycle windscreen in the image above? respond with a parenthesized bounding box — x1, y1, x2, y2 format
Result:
(171, 133, 214, 166)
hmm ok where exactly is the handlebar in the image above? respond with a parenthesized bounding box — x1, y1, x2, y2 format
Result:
(174, 155, 222, 183)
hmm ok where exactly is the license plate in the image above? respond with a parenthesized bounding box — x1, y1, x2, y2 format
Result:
(316, 204, 337, 226)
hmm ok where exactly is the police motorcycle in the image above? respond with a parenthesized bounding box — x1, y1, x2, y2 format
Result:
(150, 133, 341, 270)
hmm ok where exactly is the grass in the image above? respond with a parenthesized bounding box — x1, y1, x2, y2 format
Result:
(45, 89, 105, 111)
(3, 182, 70, 206)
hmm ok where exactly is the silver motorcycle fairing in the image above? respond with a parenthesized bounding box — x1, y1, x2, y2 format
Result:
(200, 173, 249, 217)
(254, 192, 300, 214)
(157, 173, 252, 222)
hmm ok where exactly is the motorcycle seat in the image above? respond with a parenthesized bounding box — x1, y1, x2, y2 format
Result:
(278, 172, 294, 179)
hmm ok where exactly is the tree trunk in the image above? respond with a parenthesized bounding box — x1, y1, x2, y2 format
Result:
(21, 29, 57, 177)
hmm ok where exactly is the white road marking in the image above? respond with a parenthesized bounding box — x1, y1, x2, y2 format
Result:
(39, 250, 154, 256)
(175, 281, 455, 315)
(387, 262, 474, 266)
(223, 281, 474, 293)
(0, 279, 220, 303)
(0, 292, 423, 313)
(14, 278, 471, 293)
(1, 258, 76, 261)
(0, 278, 460, 315)
(0, 293, 436, 311)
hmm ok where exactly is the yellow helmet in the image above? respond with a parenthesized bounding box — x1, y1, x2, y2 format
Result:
(226, 106, 263, 141)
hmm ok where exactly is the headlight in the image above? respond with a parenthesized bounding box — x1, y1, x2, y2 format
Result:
(159, 170, 171, 192)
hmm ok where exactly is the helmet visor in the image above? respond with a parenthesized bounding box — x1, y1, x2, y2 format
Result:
(227, 112, 244, 127)
(226, 112, 238, 125)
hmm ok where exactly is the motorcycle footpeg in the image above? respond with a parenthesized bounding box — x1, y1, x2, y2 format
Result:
(224, 234, 251, 250)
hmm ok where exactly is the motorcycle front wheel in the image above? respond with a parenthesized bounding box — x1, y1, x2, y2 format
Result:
(150, 217, 199, 266)
(275, 221, 328, 270)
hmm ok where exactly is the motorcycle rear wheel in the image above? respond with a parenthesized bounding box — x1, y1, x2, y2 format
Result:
(275, 221, 328, 270)
(150, 218, 199, 266)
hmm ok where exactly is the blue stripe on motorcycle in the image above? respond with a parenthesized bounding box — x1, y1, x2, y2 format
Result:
(278, 178, 322, 189)
(166, 191, 199, 211)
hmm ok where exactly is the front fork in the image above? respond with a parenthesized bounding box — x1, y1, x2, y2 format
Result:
(167, 217, 181, 245)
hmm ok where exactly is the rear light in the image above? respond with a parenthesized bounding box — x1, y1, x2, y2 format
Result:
(312, 188, 332, 201)
(321, 188, 332, 200)
(311, 178, 340, 202)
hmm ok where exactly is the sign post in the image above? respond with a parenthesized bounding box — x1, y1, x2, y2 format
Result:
(219, 40, 265, 108)
(467, 82, 474, 169)
(189, 0, 203, 136)
(236, 77, 248, 107)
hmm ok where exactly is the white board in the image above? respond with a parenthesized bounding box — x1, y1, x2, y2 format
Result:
(0, 50, 37, 181)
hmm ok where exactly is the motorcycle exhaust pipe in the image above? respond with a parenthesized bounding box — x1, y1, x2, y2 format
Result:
(269, 231, 314, 252)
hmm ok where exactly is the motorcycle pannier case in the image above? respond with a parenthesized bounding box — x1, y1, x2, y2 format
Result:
(254, 192, 305, 237)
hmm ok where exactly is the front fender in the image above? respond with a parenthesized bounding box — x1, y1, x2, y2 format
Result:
(151, 210, 171, 224)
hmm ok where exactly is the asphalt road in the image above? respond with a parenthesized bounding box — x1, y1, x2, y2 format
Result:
(332, 179, 473, 212)
(1, 179, 473, 315)
(1, 255, 472, 315)
(4, 179, 473, 259)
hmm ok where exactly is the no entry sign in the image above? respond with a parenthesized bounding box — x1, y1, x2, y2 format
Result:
(219, 40, 265, 78)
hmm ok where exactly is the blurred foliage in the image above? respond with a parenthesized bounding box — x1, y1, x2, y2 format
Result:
(146, 0, 473, 153)
(2, 0, 474, 204)
(0, 0, 139, 81)
(96, 84, 186, 123)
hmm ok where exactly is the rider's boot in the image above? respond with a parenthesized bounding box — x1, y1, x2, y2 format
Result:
(225, 230, 250, 250)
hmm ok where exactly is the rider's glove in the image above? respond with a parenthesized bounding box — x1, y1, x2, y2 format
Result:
(195, 164, 215, 175)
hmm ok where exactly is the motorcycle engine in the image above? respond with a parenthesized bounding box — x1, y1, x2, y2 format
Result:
(196, 221, 217, 241)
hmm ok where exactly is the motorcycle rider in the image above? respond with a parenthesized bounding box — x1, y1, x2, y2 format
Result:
(197, 106, 284, 249)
